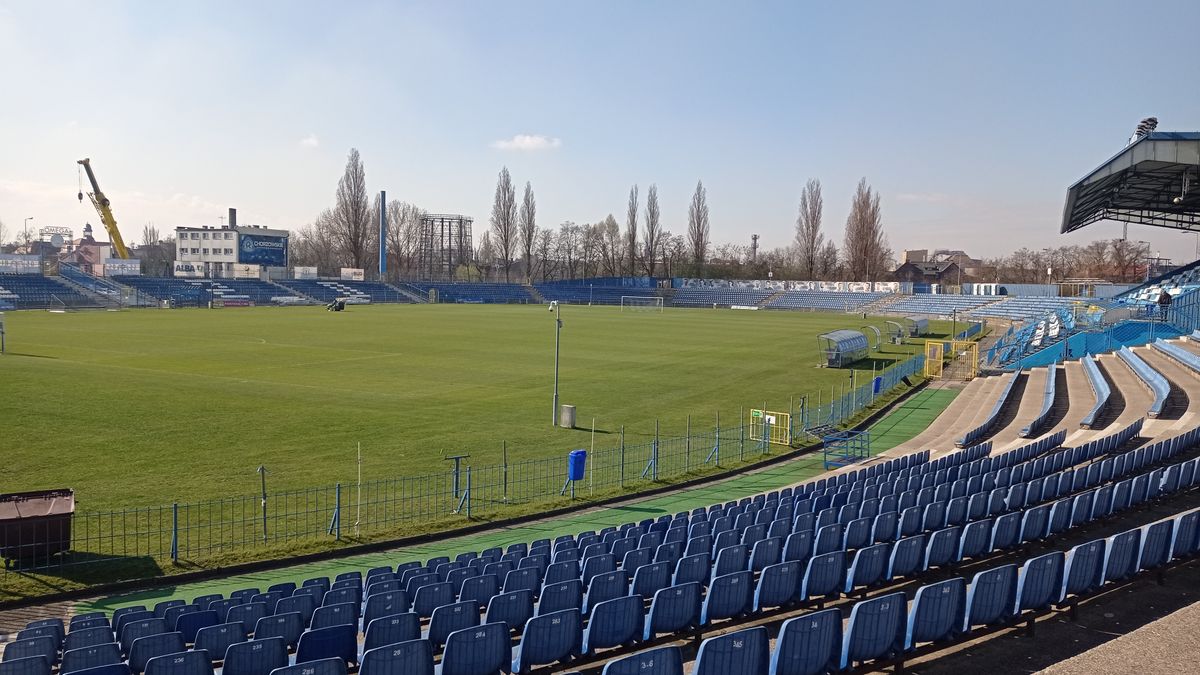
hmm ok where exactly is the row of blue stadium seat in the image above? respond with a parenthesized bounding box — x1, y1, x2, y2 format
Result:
(11, 421, 1197, 675)
(5, 435, 1196, 675)
(764, 291, 885, 311)
(0, 274, 97, 309)
(402, 283, 535, 304)
(273, 280, 415, 304)
(671, 288, 775, 308)
(535, 285, 660, 306)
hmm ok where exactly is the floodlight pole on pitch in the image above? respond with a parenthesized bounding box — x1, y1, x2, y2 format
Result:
(550, 301, 563, 426)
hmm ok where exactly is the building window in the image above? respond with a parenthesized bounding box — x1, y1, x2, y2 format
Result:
(224, 248, 233, 255)
(225, 233, 233, 239)
(191, 232, 200, 239)
(202, 248, 209, 255)
(191, 248, 200, 254)
(202, 232, 209, 239)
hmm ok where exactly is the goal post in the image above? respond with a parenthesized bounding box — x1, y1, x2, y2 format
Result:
(621, 296, 664, 312)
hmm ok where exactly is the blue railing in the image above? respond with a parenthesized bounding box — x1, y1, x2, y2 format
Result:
(1079, 356, 1111, 429)
(957, 370, 1021, 447)
(1019, 362, 1057, 438)
(1116, 347, 1169, 418)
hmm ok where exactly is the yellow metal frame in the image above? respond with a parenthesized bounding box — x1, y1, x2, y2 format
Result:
(925, 340, 978, 380)
(750, 409, 791, 445)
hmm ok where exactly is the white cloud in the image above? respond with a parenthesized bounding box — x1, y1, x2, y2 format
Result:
(896, 192, 951, 204)
(490, 134, 562, 151)
(299, 134, 319, 149)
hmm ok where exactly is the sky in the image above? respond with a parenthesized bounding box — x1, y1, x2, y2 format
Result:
(2, 0, 1199, 263)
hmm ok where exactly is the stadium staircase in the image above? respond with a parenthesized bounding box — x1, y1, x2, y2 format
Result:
(756, 289, 788, 308)
(53, 265, 124, 308)
(388, 283, 428, 303)
(858, 292, 907, 314)
(524, 284, 546, 303)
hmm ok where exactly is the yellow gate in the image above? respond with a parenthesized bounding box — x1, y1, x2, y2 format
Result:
(925, 340, 978, 380)
(750, 409, 791, 445)
(924, 342, 944, 378)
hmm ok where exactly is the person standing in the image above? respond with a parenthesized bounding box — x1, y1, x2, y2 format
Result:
(1157, 288, 1173, 319)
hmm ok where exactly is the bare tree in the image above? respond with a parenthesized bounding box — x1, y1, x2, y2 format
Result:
(842, 178, 890, 281)
(626, 185, 639, 276)
(489, 167, 518, 282)
(1080, 240, 1110, 279)
(331, 148, 374, 270)
(518, 181, 537, 283)
(598, 214, 622, 276)
(1110, 238, 1143, 282)
(474, 231, 496, 281)
(687, 179, 710, 277)
(794, 178, 824, 279)
(384, 201, 424, 280)
(643, 184, 662, 276)
(535, 227, 556, 281)
(817, 241, 840, 279)
(137, 225, 174, 277)
(293, 208, 343, 275)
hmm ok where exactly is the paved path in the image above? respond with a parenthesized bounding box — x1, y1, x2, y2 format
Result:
(1037, 600, 1200, 675)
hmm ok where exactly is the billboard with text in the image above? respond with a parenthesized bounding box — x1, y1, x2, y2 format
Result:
(238, 233, 288, 267)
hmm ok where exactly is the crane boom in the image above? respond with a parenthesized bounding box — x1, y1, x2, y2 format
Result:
(77, 158, 131, 259)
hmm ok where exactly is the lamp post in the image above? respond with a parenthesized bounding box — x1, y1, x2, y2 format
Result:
(23, 217, 33, 244)
(550, 301, 563, 426)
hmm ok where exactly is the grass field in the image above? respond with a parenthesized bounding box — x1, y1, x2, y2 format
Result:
(2, 304, 940, 511)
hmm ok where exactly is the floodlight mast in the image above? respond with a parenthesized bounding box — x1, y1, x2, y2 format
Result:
(551, 301, 562, 425)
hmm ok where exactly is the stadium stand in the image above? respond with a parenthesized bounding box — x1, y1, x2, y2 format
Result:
(1115, 258, 1200, 305)
(671, 287, 774, 308)
(883, 294, 996, 315)
(764, 291, 886, 312)
(108, 278, 307, 307)
(535, 283, 660, 306)
(19, 399, 1199, 674)
(969, 296, 1103, 321)
(402, 282, 536, 304)
(0, 273, 98, 310)
(274, 280, 415, 304)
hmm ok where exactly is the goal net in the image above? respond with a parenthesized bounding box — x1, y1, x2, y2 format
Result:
(621, 296, 664, 312)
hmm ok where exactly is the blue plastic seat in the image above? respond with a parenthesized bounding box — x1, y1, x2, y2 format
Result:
(61, 644, 121, 675)
(363, 612, 420, 651)
(412, 582, 455, 620)
(120, 619, 168, 655)
(458, 574, 500, 607)
(840, 592, 906, 669)
(924, 527, 960, 570)
(904, 578, 964, 650)
(1016, 552, 1065, 614)
(958, 519, 992, 561)
(221, 637, 288, 675)
(844, 543, 888, 593)
(583, 572, 628, 615)
(511, 608, 581, 673)
(360, 640, 433, 675)
(16, 624, 63, 647)
(486, 590, 534, 635)
(439, 623, 512, 675)
(1171, 511, 1199, 559)
(754, 561, 800, 611)
(582, 595, 643, 654)
(769, 608, 842, 675)
(144, 650, 214, 675)
(152, 601, 186, 620)
(581, 554, 616, 586)
(310, 602, 357, 630)
(631, 562, 671, 598)
(193, 623, 245, 663)
(251, 613, 302, 650)
(296, 624, 358, 667)
(798, 551, 845, 602)
(0, 657, 50, 675)
(538, 580, 583, 615)
(65, 627, 115, 653)
(963, 564, 1017, 632)
(502, 568, 541, 599)
(362, 591, 409, 628)
(129, 633, 186, 675)
(267, 658, 346, 675)
(673, 554, 710, 588)
(428, 601, 480, 649)
(1139, 521, 1174, 571)
(175, 611, 218, 644)
(643, 582, 701, 640)
(225, 604, 267, 638)
(701, 571, 752, 625)
(68, 618, 110, 633)
(601, 646, 683, 675)
(694, 626, 769, 675)
(1103, 529, 1141, 582)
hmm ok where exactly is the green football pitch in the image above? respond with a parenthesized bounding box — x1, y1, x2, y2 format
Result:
(1, 304, 939, 510)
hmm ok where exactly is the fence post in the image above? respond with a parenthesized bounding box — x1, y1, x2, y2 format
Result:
(685, 415, 691, 473)
(739, 407, 745, 459)
(653, 419, 660, 481)
(620, 426, 625, 487)
(329, 483, 341, 540)
(170, 503, 179, 562)
(257, 465, 268, 543)
(466, 467, 472, 519)
(502, 441, 508, 503)
(715, 410, 721, 467)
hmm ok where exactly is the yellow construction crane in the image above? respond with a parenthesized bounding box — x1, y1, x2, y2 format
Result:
(77, 158, 131, 259)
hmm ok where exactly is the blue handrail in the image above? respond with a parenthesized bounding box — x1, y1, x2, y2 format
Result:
(1079, 356, 1111, 430)
(1019, 362, 1057, 438)
(1115, 347, 1169, 418)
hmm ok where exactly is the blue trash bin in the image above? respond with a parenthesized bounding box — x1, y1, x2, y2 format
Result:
(568, 450, 587, 481)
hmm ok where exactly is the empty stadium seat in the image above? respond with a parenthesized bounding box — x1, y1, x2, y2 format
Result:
(512, 608, 581, 673)
(359, 640, 433, 675)
(694, 626, 769, 675)
(601, 646, 683, 675)
(769, 608, 842, 675)
(221, 638, 288, 675)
